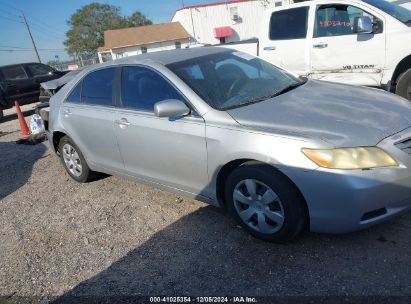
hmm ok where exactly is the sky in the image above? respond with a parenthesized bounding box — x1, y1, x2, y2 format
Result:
(0, 0, 214, 66)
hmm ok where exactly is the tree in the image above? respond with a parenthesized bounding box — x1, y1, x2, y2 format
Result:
(64, 3, 152, 57)
(127, 11, 153, 27)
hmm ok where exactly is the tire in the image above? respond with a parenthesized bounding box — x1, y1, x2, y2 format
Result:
(395, 68, 411, 102)
(58, 136, 97, 183)
(225, 162, 307, 243)
(0, 110, 3, 120)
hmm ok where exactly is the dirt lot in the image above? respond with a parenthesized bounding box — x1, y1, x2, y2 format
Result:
(1, 104, 411, 302)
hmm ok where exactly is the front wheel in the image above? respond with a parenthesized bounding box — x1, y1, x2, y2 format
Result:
(58, 136, 97, 183)
(395, 68, 411, 101)
(225, 162, 307, 243)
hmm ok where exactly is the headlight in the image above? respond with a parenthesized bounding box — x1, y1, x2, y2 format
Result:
(302, 147, 398, 169)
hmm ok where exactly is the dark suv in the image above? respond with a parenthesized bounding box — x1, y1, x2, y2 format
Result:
(0, 62, 65, 119)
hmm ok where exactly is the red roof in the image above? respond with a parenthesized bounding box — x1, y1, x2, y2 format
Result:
(172, 0, 250, 20)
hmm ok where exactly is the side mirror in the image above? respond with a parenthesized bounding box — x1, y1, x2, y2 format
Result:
(354, 16, 373, 34)
(154, 99, 190, 118)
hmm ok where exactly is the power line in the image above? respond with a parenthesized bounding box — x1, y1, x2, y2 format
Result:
(0, 7, 20, 18)
(0, 45, 33, 49)
(0, 1, 67, 41)
(0, 49, 66, 52)
(26, 16, 67, 37)
(29, 24, 66, 40)
(0, 45, 65, 51)
(0, 1, 67, 36)
(0, 14, 22, 23)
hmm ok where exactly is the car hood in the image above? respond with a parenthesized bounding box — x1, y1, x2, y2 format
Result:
(227, 80, 411, 147)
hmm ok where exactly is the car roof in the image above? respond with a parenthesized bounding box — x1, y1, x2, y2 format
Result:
(268, 0, 365, 10)
(0, 62, 42, 69)
(89, 46, 232, 71)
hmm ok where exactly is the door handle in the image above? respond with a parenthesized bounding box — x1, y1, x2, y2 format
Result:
(263, 46, 276, 51)
(115, 118, 130, 128)
(313, 42, 328, 49)
(63, 109, 72, 117)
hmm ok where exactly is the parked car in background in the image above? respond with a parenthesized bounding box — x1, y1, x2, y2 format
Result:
(47, 47, 411, 242)
(0, 62, 66, 119)
(225, 0, 411, 101)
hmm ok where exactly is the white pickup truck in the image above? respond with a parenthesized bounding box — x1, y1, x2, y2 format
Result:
(226, 0, 411, 101)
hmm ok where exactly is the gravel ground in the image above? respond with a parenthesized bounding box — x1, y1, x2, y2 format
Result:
(1, 104, 411, 302)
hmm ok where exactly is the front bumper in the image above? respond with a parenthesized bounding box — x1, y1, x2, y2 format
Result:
(284, 128, 411, 234)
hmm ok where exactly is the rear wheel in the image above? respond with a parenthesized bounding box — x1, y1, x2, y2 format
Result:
(395, 68, 411, 101)
(225, 162, 307, 243)
(58, 136, 97, 182)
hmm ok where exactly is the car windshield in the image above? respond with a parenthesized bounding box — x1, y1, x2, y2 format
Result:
(363, 0, 411, 24)
(167, 51, 303, 110)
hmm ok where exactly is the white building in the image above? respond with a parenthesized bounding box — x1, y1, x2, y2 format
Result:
(97, 22, 193, 62)
(171, 0, 293, 45)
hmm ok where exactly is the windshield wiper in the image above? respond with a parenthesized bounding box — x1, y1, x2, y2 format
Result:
(222, 80, 306, 110)
(248, 82, 305, 103)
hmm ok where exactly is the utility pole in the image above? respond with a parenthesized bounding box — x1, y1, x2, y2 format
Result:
(21, 13, 41, 63)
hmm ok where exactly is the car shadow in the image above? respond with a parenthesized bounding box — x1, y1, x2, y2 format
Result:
(0, 140, 46, 200)
(52, 202, 411, 301)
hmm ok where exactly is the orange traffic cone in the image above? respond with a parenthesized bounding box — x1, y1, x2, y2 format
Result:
(15, 101, 30, 139)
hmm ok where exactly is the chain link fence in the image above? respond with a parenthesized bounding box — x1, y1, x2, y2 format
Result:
(47, 55, 101, 71)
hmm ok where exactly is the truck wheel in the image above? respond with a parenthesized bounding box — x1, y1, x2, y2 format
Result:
(58, 136, 97, 183)
(395, 68, 411, 101)
(225, 161, 307, 243)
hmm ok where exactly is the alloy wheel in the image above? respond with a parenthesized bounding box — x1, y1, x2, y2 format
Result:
(62, 143, 82, 177)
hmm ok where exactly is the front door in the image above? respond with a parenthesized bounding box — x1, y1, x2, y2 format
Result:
(310, 3, 386, 86)
(259, 6, 311, 76)
(114, 65, 208, 195)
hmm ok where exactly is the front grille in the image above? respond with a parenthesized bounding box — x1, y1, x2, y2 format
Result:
(395, 137, 411, 155)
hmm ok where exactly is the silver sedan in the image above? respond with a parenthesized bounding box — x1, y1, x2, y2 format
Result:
(47, 47, 411, 242)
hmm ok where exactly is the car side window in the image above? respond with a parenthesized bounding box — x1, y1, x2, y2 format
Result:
(1, 65, 28, 80)
(314, 5, 378, 37)
(27, 63, 54, 76)
(269, 7, 309, 40)
(66, 81, 82, 103)
(81, 68, 115, 106)
(121, 66, 184, 111)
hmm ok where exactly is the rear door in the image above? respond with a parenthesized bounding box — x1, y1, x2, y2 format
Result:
(310, 3, 385, 86)
(0, 65, 36, 105)
(259, 6, 311, 76)
(113, 65, 208, 195)
(61, 67, 124, 172)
